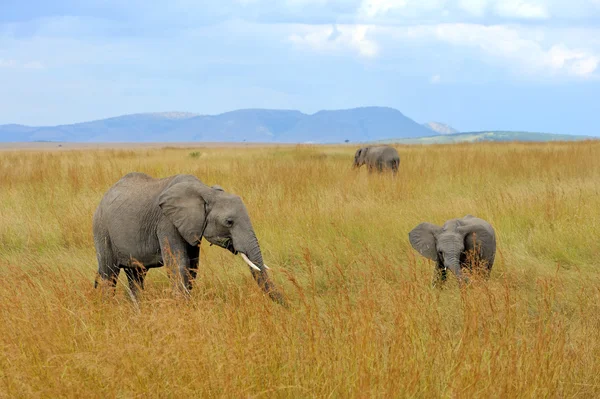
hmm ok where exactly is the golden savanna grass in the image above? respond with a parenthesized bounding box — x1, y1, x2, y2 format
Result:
(1, 142, 600, 397)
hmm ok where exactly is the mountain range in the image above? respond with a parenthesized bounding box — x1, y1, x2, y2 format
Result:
(0, 107, 594, 144)
(0, 107, 434, 143)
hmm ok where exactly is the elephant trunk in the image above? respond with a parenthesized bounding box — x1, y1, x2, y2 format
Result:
(444, 255, 469, 285)
(240, 234, 286, 305)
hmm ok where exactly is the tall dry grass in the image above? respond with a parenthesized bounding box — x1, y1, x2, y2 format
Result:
(0, 142, 599, 397)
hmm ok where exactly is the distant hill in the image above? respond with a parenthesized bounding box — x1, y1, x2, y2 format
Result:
(0, 107, 433, 143)
(280, 107, 433, 143)
(1, 110, 594, 144)
(169, 109, 307, 142)
(423, 122, 459, 135)
(376, 131, 596, 144)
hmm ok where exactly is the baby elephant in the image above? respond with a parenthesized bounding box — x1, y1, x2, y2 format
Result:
(353, 145, 400, 175)
(409, 215, 496, 286)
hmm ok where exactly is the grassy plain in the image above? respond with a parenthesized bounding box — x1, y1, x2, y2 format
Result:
(0, 142, 599, 397)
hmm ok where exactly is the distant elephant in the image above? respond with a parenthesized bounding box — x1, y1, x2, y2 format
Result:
(409, 215, 496, 286)
(93, 172, 283, 304)
(353, 145, 400, 175)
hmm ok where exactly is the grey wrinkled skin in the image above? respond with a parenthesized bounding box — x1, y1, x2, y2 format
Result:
(93, 173, 283, 304)
(409, 215, 496, 287)
(353, 146, 400, 175)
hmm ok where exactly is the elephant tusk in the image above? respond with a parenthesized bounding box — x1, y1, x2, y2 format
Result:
(263, 264, 270, 270)
(240, 253, 261, 272)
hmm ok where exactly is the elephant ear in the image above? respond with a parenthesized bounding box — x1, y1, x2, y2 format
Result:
(158, 181, 209, 246)
(408, 222, 442, 261)
(458, 219, 495, 253)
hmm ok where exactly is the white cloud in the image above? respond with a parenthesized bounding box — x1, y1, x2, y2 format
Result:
(458, 0, 551, 19)
(289, 24, 379, 57)
(429, 24, 597, 77)
(285, 0, 335, 4)
(359, 0, 450, 18)
(547, 45, 599, 76)
(457, 0, 488, 16)
(360, 0, 408, 17)
(494, 0, 549, 19)
(289, 21, 599, 77)
(360, 0, 554, 20)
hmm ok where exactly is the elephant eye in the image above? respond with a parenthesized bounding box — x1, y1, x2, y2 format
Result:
(224, 218, 234, 227)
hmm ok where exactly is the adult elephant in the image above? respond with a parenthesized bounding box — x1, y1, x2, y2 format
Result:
(93, 172, 283, 304)
(409, 215, 496, 287)
(353, 145, 400, 175)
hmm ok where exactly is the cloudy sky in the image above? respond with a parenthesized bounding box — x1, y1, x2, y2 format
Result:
(1, 0, 599, 134)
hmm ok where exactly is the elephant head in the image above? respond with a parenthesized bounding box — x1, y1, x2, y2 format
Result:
(158, 177, 283, 303)
(353, 147, 369, 168)
(409, 216, 496, 284)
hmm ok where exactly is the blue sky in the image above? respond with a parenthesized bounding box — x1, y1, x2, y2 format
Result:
(0, 0, 599, 134)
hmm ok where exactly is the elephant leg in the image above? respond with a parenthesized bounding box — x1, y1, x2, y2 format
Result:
(186, 244, 200, 291)
(482, 267, 492, 280)
(484, 260, 494, 279)
(124, 266, 147, 298)
(390, 160, 399, 176)
(158, 234, 191, 295)
(94, 236, 120, 294)
(431, 263, 447, 288)
(95, 265, 120, 291)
